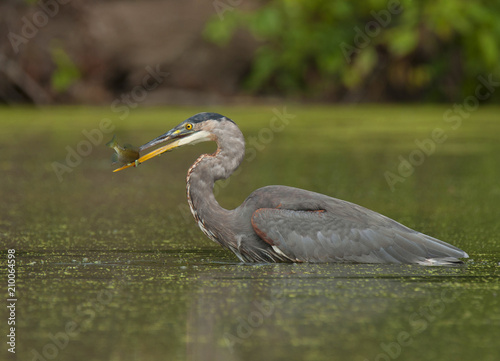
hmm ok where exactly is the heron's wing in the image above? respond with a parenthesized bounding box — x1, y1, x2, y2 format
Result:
(251, 208, 468, 264)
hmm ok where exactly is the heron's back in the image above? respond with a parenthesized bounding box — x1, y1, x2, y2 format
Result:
(239, 185, 468, 264)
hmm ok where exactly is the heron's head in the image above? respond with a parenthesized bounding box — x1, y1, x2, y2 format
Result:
(113, 112, 235, 172)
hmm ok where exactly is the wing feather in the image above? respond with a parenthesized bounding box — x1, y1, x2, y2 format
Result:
(251, 208, 467, 264)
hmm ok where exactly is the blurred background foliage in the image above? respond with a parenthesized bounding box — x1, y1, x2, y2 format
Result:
(206, 0, 500, 102)
(50, 41, 81, 94)
(1, 0, 499, 104)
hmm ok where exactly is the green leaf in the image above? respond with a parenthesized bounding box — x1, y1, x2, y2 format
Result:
(50, 42, 80, 94)
(388, 30, 418, 57)
(478, 30, 498, 68)
(203, 13, 240, 46)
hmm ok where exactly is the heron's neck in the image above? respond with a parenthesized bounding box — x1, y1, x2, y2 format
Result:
(186, 127, 245, 244)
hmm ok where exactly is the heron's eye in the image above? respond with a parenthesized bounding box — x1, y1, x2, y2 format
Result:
(185, 123, 193, 130)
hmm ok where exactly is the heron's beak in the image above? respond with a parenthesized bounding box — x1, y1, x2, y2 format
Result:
(113, 125, 211, 172)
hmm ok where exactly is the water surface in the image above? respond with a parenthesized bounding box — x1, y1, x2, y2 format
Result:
(1, 106, 499, 360)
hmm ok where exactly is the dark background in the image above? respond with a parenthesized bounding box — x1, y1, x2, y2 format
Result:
(2, 0, 499, 106)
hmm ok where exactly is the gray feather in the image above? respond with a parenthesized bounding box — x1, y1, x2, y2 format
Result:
(248, 186, 468, 264)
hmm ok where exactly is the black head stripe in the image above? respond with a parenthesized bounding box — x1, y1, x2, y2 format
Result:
(185, 112, 235, 125)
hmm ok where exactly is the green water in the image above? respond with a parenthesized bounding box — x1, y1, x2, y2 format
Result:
(1, 106, 499, 361)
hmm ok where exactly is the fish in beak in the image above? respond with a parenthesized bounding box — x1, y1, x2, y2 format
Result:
(106, 135, 140, 166)
(112, 121, 212, 172)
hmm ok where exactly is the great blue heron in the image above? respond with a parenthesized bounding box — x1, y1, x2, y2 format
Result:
(115, 112, 468, 265)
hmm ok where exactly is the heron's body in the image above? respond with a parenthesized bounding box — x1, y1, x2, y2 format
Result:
(121, 112, 468, 265)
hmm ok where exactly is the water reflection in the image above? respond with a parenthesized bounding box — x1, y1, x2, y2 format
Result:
(177, 254, 490, 361)
(13, 247, 500, 361)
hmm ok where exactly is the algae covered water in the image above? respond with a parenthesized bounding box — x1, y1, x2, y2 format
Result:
(1, 106, 499, 360)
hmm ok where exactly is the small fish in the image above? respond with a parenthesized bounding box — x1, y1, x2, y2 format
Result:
(106, 135, 140, 166)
